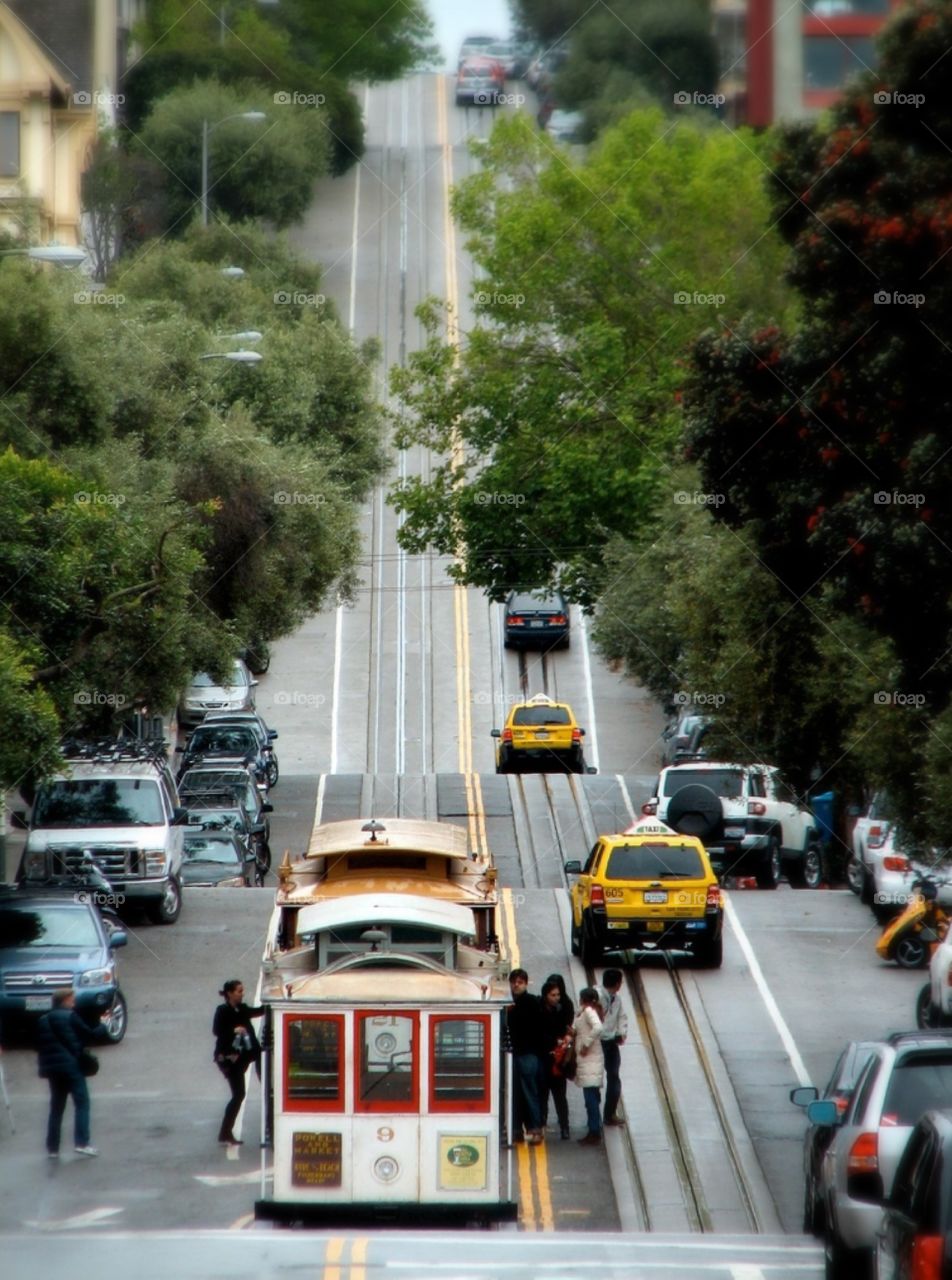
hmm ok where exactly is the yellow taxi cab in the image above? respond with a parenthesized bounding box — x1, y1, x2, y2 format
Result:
(490, 693, 588, 774)
(564, 817, 723, 967)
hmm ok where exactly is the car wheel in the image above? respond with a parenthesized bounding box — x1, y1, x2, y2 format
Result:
(872, 902, 895, 925)
(570, 918, 580, 957)
(802, 1176, 822, 1236)
(666, 784, 723, 843)
(917, 983, 938, 1029)
(695, 935, 723, 969)
(579, 915, 603, 967)
(895, 934, 929, 969)
(254, 862, 267, 888)
(790, 844, 823, 889)
(570, 750, 585, 775)
(146, 875, 182, 925)
(756, 841, 781, 889)
(824, 1229, 869, 1280)
(257, 842, 272, 873)
(267, 759, 279, 788)
(496, 747, 511, 775)
(860, 865, 874, 905)
(846, 857, 864, 896)
(101, 991, 128, 1044)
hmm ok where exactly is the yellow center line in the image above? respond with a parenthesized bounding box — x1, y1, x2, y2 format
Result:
(502, 887, 520, 969)
(533, 1141, 555, 1230)
(323, 1236, 345, 1280)
(349, 1236, 368, 1279)
(516, 1140, 538, 1231)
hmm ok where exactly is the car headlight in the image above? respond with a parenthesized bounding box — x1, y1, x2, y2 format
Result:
(144, 850, 167, 875)
(77, 964, 115, 987)
(217, 876, 246, 888)
(22, 850, 49, 878)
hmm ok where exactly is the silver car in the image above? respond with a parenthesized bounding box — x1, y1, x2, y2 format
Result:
(179, 658, 257, 729)
(811, 1031, 952, 1277)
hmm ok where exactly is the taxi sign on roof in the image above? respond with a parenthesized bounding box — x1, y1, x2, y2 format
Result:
(525, 693, 556, 705)
(622, 817, 677, 837)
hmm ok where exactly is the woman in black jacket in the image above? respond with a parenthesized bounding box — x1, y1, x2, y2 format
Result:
(212, 979, 264, 1145)
(540, 975, 575, 1139)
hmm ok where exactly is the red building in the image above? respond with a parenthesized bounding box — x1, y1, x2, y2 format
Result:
(743, 0, 902, 126)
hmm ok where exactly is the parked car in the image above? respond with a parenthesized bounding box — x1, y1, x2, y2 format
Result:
(790, 1040, 880, 1235)
(661, 712, 713, 765)
(875, 1109, 952, 1280)
(178, 658, 257, 730)
(18, 739, 186, 925)
(545, 109, 586, 143)
(808, 1031, 952, 1278)
(0, 887, 128, 1041)
(202, 711, 279, 787)
(503, 590, 570, 649)
(455, 58, 502, 106)
(457, 34, 500, 66)
(483, 40, 519, 78)
(177, 724, 269, 789)
(178, 786, 271, 871)
(642, 761, 823, 889)
(182, 827, 260, 887)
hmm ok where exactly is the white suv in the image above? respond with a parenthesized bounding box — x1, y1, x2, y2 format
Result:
(642, 762, 822, 889)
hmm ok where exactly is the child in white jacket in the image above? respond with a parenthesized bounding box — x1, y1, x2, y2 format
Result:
(572, 987, 605, 1144)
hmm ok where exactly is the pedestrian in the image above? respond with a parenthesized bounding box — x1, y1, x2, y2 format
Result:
(571, 986, 605, 1145)
(213, 979, 264, 1145)
(36, 989, 110, 1157)
(598, 968, 629, 1127)
(506, 968, 545, 1145)
(540, 976, 575, 1139)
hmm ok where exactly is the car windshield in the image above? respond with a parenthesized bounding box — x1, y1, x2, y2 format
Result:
(0, 904, 101, 949)
(33, 778, 164, 827)
(663, 769, 745, 799)
(182, 770, 252, 795)
(513, 706, 571, 726)
(606, 845, 705, 880)
(187, 728, 256, 755)
(184, 838, 240, 865)
(185, 808, 245, 832)
(190, 665, 246, 690)
(881, 1055, 952, 1125)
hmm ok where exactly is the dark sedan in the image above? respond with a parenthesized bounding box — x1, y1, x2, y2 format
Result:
(182, 828, 259, 887)
(503, 590, 570, 650)
(177, 725, 269, 789)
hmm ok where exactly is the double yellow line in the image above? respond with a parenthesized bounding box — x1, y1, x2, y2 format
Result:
(321, 1237, 367, 1280)
(437, 76, 552, 1234)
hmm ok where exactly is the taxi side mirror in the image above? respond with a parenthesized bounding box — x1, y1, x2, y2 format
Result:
(579, 728, 586, 736)
(564, 860, 582, 875)
(806, 1099, 840, 1127)
(790, 1085, 818, 1108)
(490, 729, 501, 738)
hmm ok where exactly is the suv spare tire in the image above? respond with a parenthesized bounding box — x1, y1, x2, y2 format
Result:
(666, 784, 723, 842)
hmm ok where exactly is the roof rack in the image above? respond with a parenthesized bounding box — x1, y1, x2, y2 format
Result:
(60, 736, 169, 766)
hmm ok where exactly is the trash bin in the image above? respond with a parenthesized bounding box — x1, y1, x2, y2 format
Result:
(811, 790, 835, 847)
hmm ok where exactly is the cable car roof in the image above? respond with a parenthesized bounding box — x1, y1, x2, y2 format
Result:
(306, 818, 472, 862)
(296, 893, 477, 938)
(274, 968, 504, 1003)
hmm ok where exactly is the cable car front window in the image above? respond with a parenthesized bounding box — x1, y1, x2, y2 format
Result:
(287, 1016, 342, 1103)
(358, 1014, 415, 1107)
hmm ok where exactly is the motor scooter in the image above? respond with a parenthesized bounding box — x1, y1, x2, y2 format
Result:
(876, 875, 951, 969)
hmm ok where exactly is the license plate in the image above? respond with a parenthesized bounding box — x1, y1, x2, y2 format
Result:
(25, 995, 52, 1011)
(643, 890, 668, 903)
(533, 730, 549, 740)
(607, 921, 628, 929)
(724, 826, 745, 837)
(529, 620, 544, 627)
(646, 920, 665, 932)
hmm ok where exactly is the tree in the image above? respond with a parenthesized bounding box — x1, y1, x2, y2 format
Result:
(135, 80, 328, 235)
(80, 131, 138, 281)
(390, 110, 790, 602)
(683, 0, 952, 842)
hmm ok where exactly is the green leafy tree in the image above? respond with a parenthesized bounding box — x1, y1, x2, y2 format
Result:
(390, 110, 790, 602)
(683, 0, 952, 842)
(136, 80, 328, 234)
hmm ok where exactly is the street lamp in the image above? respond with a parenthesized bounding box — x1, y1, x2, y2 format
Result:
(0, 244, 87, 267)
(216, 330, 263, 342)
(199, 350, 263, 363)
(201, 112, 267, 227)
(220, 266, 245, 279)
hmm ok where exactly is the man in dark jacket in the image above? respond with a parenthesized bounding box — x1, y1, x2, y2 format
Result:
(37, 989, 110, 1157)
(506, 969, 546, 1144)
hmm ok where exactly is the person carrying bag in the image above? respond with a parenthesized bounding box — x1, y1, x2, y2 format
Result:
(36, 988, 110, 1157)
(212, 979, 264, 1145)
